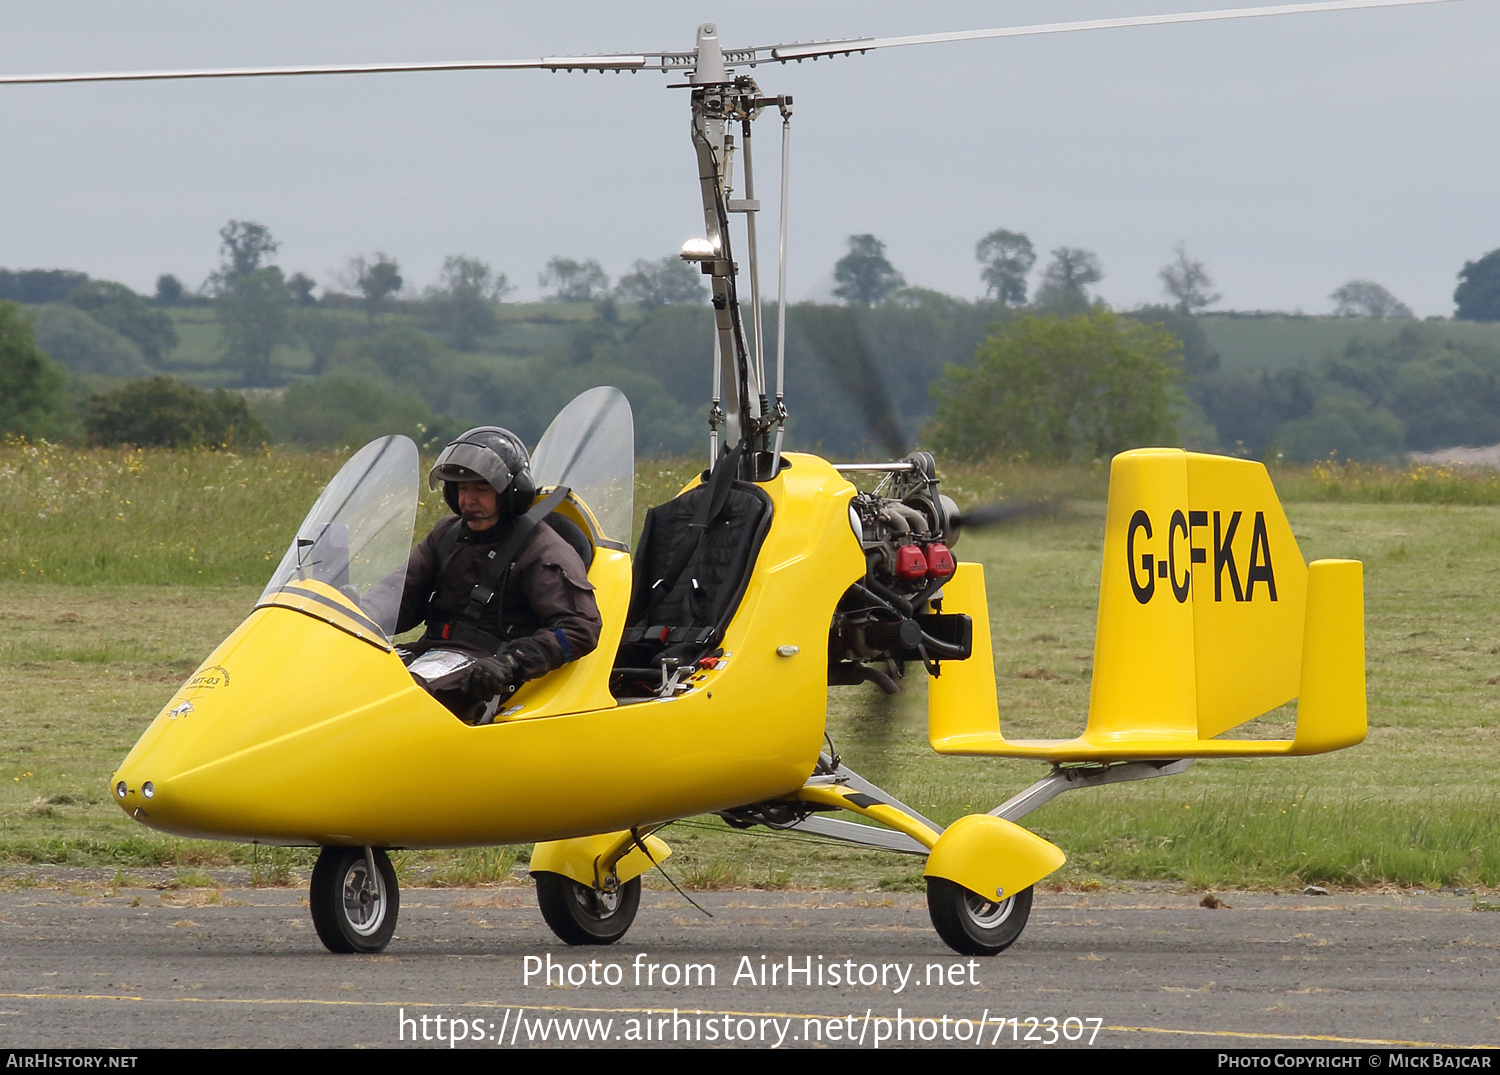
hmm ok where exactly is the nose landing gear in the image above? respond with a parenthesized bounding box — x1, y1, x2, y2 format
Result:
(311, 846, 400, 953)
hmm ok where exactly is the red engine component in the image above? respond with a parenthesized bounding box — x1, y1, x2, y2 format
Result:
(894, 544, 928, 579)
(924, 542, 955, 578)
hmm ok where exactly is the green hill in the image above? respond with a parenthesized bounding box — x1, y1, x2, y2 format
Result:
(1200, 313, 1500, 371)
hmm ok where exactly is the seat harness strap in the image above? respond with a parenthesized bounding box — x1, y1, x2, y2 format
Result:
(428, 486, 570, 648)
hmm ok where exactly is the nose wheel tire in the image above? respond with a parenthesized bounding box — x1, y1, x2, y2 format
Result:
(926, 878, 1032, 956)
(310, 847, 399, 953)
(534, 872, 641, 945)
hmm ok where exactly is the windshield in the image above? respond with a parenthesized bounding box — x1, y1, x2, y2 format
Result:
(259, 435, 419, 637)
(531, 386, 634, 550)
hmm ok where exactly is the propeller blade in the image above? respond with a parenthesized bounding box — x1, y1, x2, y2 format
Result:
(795, 306, 908, 459)
(954, 498, 1058, 530)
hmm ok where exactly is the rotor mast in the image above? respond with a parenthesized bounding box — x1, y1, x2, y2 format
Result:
(683, 23, 789, 477)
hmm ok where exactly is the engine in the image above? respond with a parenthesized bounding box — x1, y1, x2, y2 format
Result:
(829, 453, 974, 693)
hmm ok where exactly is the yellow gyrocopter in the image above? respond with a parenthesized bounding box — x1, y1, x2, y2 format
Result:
(108, 392, 1364, 955)
(55, 4, 1384, 955)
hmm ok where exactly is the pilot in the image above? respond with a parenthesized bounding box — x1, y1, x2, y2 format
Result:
(394, 426, 602, 721)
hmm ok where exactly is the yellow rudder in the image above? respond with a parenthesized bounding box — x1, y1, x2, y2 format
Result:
(929, 448, 1365, 762)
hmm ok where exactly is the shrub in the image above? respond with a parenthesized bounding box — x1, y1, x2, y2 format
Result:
(928, 309, 1181, 461)
(83, 375, 267, 449)
(32, 304, 150, 377)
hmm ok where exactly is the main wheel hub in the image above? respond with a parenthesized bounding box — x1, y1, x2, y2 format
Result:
(342, 864, 386, 935)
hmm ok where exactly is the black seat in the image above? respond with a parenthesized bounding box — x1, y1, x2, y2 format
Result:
(545, 512, 594, 570)
(613, 456, 773, 692)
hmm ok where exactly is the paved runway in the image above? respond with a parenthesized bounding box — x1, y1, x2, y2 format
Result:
(1, 872, 1496, 1049)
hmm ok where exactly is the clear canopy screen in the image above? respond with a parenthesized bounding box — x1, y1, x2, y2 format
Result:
(260, 435, 419, 637)
(531, 386, 634, 550)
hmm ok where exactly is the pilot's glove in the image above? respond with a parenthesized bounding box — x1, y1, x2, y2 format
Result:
(467, 651, 522, 698)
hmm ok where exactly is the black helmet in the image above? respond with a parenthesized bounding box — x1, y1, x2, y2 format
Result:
(429, 426, 536, 517)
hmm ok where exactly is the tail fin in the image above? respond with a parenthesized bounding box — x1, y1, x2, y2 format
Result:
(930, 448, 1365, 761)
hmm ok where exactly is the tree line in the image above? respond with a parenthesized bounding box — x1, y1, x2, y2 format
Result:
(4, 218, 1500, 463)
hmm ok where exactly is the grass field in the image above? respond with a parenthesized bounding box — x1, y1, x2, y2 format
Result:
(2, 445, 1497, 894)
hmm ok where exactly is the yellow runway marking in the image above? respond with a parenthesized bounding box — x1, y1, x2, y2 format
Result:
(1106, 1024, 1495, 1049)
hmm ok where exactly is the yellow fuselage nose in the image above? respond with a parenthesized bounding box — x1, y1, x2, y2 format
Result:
(113, 454, 869, 850)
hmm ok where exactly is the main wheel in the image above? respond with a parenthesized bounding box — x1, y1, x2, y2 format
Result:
(310, 847, 399, 954)
(534, 872, 640, 946)
(926, 878, 1032, 956)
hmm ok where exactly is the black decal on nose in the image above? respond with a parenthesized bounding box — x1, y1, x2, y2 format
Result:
(1127, 510, 1155, 604)
(1214, 510, 1244, 602)
(1246, 511, 1277, 601)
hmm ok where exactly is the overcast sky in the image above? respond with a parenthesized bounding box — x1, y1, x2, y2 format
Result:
(1, 1, 1495, 316)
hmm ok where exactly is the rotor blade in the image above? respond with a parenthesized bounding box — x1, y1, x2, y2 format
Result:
(0, 55, 657, 86)
(0, 0, 1462, 86)
(768, 0, 1468, 61)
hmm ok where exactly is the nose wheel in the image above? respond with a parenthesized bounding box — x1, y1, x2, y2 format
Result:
(926, 878, 1032, 956)
(534, 872, 641, 945)
(310, 846, 399, 953)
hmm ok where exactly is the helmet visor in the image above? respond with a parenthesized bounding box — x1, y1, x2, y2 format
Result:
(428, 441, 514, 492)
